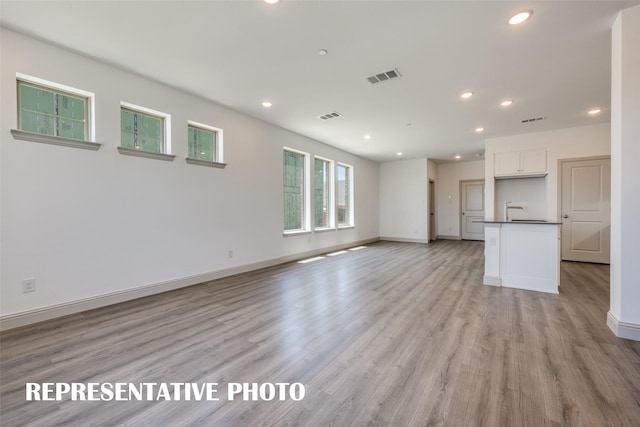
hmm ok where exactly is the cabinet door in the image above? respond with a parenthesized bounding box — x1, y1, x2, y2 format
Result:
(494, 151, 521, 176)
(521, 149, 547, 174)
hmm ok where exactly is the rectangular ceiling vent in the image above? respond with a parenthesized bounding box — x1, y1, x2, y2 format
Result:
(521, 116, 546, 123)
(318, 111, 342, 120)
(366, 68, 401, 84)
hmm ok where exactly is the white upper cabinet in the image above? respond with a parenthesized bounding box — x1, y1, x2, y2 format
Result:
(494, 149, 547, 178)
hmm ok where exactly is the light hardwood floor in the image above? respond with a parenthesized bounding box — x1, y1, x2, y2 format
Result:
(1, 240, 639, 426)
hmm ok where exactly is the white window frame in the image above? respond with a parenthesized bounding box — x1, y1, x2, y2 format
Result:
(283, 147, 311, 235)
(11, 73, 100, 150)
(337, 162, 355, 228)
(118, 102, 174, 161)
(313, 155, 335, 230)
(186, 120, 225, 168)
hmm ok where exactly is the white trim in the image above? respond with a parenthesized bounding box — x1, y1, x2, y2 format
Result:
(16, 72, 96, 142)
(187, 120, 224, 163)
(483, 275, 502, 286)
(185, 158, 226, 168)
(607, 311, 640, 341)
(120, 101, 171, 154)
(117, 146, 175, 161)
(436, 235, 462, 240)
(379, 236, 428, 244)
(0, 237, 379, 331)
(11, 129, 101, 151)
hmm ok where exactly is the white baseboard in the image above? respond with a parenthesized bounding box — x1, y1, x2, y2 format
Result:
(0, 237, 379, 331)
(379, 236, 428, 244)
(607, 311, 640, 342)
(483, 275, 502, 287)
(436, 235, 461, 240)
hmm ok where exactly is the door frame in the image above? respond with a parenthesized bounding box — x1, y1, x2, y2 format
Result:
(428, 180, 436, 242)
(460, 179, 485, 241)
(557, 155, 611, 262)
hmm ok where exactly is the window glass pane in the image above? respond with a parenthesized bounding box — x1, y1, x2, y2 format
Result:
(315, 159, 330, 228)
(338, 164, 351, 226)
(188, 125, 216, 162)
(284, 151, 305, 231)
(121, 109, 163, 153)
(19, 82, 88, 141)
(19, 84, 55, 136)
(57, 118, 85, 140)
(57, 94, 86, 121)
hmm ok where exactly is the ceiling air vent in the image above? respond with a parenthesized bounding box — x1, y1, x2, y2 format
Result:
(318, 111, 342, 120)
(366, 68, 401, 84)
(521, 116, 546, 123)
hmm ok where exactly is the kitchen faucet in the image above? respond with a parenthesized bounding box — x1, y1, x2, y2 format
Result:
(504, 201, 524, 221)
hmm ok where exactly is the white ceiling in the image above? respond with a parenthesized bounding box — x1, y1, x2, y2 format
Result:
(2, 0, 638, 162)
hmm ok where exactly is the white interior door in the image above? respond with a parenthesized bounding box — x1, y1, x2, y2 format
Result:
(561, 158, 610, 263)
(461, 180, 485, 241)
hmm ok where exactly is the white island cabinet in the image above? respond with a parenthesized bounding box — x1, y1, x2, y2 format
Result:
(483, 221, 561, 294)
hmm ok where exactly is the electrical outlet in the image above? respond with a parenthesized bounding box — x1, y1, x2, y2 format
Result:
(228, 250, 233, 258)
(22, 278, 36, 293)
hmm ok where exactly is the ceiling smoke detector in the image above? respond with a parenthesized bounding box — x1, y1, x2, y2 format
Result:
(317, 111, 342, 120)
(366, 68, 402, 84)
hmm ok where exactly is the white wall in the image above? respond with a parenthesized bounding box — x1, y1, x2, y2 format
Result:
(610, 5, 640, 339)
(0, 29, 379, 323)
(436, 160, 485, 238)
(379, 158, 428, 243)
(495, 178, 547, 221)
(484, 123, 611, 221)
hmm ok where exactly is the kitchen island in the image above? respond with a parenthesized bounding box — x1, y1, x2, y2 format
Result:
(482, 220, 561, 294)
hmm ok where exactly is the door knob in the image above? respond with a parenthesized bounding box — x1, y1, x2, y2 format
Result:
(462, 212, 466, 215)
(563, 215, 569, 218)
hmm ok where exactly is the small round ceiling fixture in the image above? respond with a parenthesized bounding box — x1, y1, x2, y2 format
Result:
(509, 10, 533, 25)
(264, 0, 281, 4)
(397, 152, 403, 156)
(454, 155, 462, 160)
(318, 49, 328, 56)
(588, 108, 602, 115)
(475, 127, 485, 133)
(364, 134, 372, 140)
(262, 101, 273, 108)
(500, 100, 514, 107)
(461, 91, 474, 99)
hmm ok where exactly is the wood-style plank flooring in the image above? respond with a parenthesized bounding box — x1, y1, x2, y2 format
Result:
(1, 240, 640, 426)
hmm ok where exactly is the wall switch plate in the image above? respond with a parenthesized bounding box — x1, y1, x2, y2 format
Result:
(22, 278, 36, 293)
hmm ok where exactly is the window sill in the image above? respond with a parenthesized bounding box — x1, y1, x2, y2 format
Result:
(117, 146, 176, 162)
(283, 230, 312, 237)
(11, 129, 101, 151)
(314, 227, 337, 233)
(338, 225, 356, 230)
(186, 158, 227, 169)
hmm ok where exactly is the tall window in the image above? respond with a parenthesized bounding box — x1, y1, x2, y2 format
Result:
(284, 149, 308, 232)
(337, 163, 353, 227)
(188, 121, 222, 163)
(121, 104, 169, 154)
(314, 157, 333, 229)
(18, 80, 89, 141)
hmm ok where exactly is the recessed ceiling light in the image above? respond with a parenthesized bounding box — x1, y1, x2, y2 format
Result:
(397, 152, 403, 156)
(588, 108, 602, 115)
(318, 49, 328, 56)
(461, 91, 474, 99)
(475, 127, 485, 133)
(509, 10, 533, 25)
(500, 100, 514, 107)
(454, 155, 462, 160)
(264, 0, 281, 4)
(262, 101, 272, 108)
(364, 134, 372, 140)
